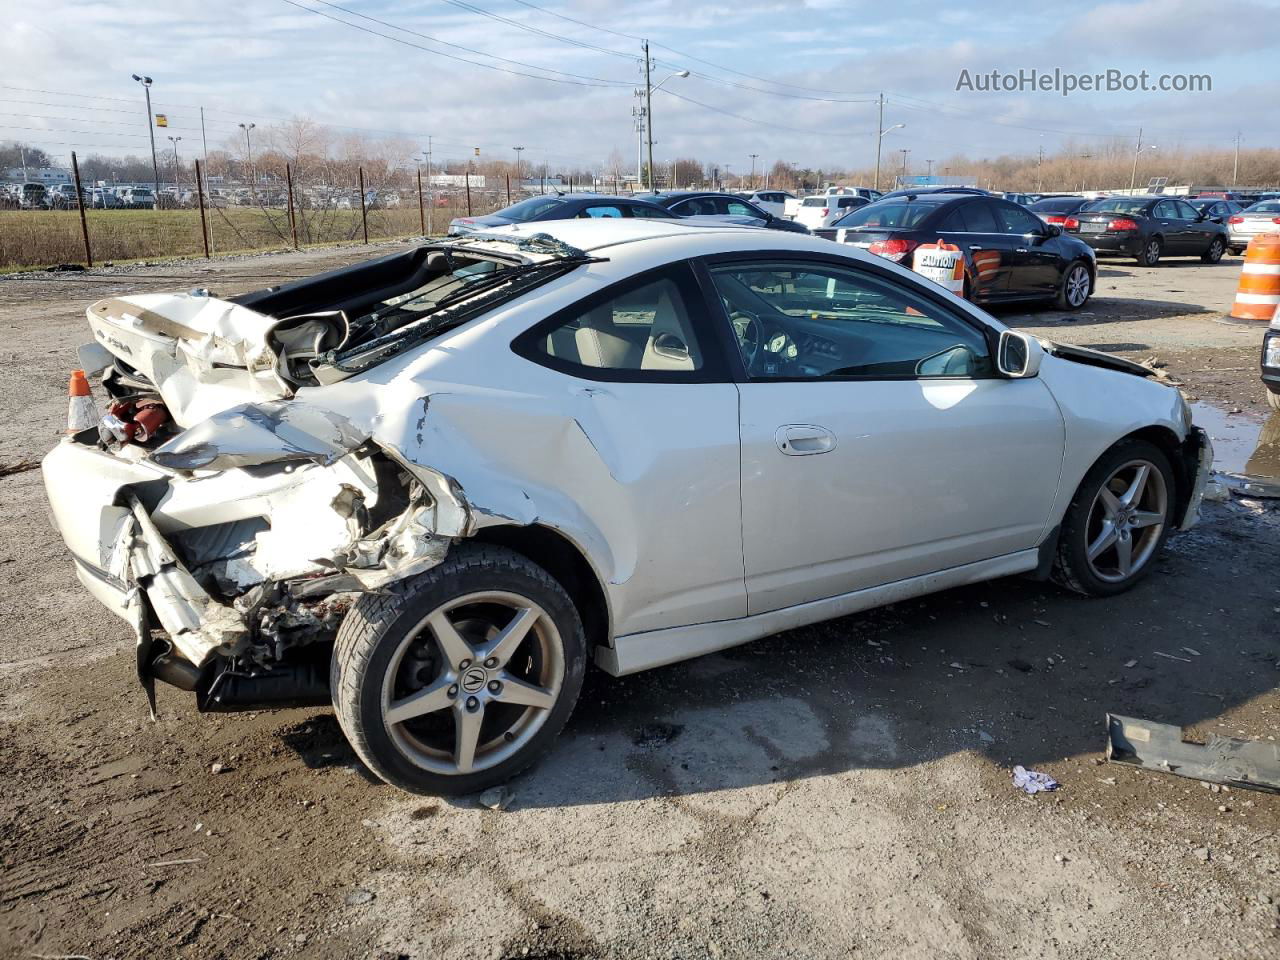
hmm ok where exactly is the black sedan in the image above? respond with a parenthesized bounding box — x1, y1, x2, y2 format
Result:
(1026, 195, 1093, 227)
(449, 194, 675, 236)
(1063, 196, 1229, 266)
(819, 192, 1096, 310)
(644, 191, 810, 233)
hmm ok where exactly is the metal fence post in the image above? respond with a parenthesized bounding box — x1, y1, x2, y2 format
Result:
(465, 168, 472, 216)
(417, 167, 426, 236)
(194, 158, 210, 259)
(506, 172, 511, 206)
(358, 167, 369, 244)
(285, 163, 299, 250)
(70, 151, 93, 268)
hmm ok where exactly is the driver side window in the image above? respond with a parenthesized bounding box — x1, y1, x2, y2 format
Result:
(707, 261, 992, 380)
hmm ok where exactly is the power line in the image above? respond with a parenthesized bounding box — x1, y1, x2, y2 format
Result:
(302, 0, 630, 86)
(277, 0, 619, 87)
(658, 89, 871, 139)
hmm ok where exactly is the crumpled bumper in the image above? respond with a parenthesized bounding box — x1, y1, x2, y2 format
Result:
(1179, 426, 1213, 531)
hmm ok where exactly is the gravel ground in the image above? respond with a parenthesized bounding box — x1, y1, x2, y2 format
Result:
(1, 243, 1277, 960)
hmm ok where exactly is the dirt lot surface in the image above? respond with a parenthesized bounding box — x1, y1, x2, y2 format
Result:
(1, 244, 1277, 960)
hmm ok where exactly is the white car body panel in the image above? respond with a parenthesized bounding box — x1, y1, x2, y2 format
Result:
(43, 218, 1208, 692)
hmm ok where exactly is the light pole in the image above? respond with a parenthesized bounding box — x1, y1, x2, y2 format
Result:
(131, 74, 160, 209)
(1079, 153, 1093, 193)
(925, 158, 934, 178)
(1232, 131, 1242, 187)
(643, 40, 688, 191)
(166, 135, 182, 200)
(1128, 128, 1156, 192)
(875, 117, 906, 191)
(898, 148, 911, 181)
(239, 122, 256, 201)
(513, 146, 524, 189)
(749, 153, 759, 189)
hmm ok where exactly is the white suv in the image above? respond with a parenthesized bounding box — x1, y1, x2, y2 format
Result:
(793, 194, 871, 230)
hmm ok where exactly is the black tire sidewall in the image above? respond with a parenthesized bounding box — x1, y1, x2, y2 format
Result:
(1056, 439, 1176, 597)
(1203, 238, 1225, 262)
(1058, 261, 1090, 310)
(1138, 237, 1162, 266)
(337, 548, 586, 795)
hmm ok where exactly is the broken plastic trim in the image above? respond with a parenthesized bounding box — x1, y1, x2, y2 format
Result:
(1106, 713, 1280, 794)
(149, 400, 370, 472)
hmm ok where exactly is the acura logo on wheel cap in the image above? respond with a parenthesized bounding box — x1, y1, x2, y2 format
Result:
(461, 666, 488, 694)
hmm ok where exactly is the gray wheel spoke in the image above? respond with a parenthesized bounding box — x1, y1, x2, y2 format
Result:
(1098, 487, 1121, 518)
(385, 677, 454, 725)
(494, 673, 556, 709)
(454, 704, 484, 774)
(1130, 510, 1164, 529)
(482, 606, 539, 667)
(428, 610, 473, 667)
(1088, 522, 1118, 561)
(1120, 464, 1149, 506)
(1115, 535, 1133, 576)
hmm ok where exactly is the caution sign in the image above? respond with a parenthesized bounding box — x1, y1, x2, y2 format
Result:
(912, 239, 964, 297)
(155, 114, 168, 127)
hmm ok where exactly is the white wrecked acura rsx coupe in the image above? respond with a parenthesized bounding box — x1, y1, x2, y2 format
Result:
(43, 219, 1211, 794)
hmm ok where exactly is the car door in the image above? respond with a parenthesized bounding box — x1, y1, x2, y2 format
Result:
(513, 262, 745, 635)
(701, 255, 1065, 614)
(1175, 199, 1216, 251)
(993, 200, 1060, 296)
(939, 200, 1014, 300)
(1151, 200, 1189, 253)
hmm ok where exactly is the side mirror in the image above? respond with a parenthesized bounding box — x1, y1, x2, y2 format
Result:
(997, 330, 1043, 379)
(1045, 223, 1062, 237)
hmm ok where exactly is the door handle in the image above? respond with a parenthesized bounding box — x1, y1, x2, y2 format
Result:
(775, 424, 836, 456)
(1015, 247, 1029, 253)
(968, 244, 984, 250)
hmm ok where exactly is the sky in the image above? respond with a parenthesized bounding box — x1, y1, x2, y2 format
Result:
(1, 0, 1277, 175)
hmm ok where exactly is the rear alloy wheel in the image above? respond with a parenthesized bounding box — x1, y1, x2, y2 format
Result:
(1056, 261, 1091, 310)
(332, 545, 586, 794)
(1201, 237, 1226, 263)
(1053, 439, 1174, 597)
(1136, 237, 1163, 266)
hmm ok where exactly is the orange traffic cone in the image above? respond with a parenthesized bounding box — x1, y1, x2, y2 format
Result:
(66, 369, 99, 434)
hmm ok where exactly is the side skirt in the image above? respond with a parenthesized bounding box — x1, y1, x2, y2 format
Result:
(595, 549, 1040, 676)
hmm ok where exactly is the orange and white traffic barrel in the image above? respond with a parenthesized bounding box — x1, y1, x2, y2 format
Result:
(911, 239, 964, 296)
(1224, 234, 1280, 325)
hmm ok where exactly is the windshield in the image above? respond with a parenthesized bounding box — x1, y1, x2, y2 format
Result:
(1082, 199, 1152, 215)
(835, 201, 937, 230)
(1246, 200, 1280, 213)
(497, 197, 564, 222)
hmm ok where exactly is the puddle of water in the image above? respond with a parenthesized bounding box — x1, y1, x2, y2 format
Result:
(1190, 403, 1280, 480)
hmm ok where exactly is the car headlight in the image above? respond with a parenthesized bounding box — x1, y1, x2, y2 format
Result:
(1264, 332, 1280, 369)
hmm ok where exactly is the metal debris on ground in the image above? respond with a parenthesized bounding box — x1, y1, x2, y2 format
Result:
(1105, 713, 1280, 794)
(1012, 765, 1059, 794)
(478, 786, 513, 811)
(344, 889, 375, 906)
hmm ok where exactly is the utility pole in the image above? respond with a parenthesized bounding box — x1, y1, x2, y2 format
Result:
(239, 123, 256, 202)
(1232, 131, 1241, 186)
(899, 148, 911, 180)
(925, 158, 934, 178)
(513, 145, 524, 189)
(167, 135, 182, 198)
(1080, 153, 1093, 193)
(1036, 145, 1044, 193)
(131, 74, 160, 209)
(874, 93, 884, 191)
(199, 107, 209, 183)
(425, 137, 434, 235)
(749, 153, 759, 189)
(644, 40, 655, 191)
(1129, 127, 1143, 192)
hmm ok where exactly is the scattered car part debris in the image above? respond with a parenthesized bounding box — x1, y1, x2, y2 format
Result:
(1012, 765, 1060, 794)
(1105, 713, 1280, 794)
(0, 459, 40, 478)
(1154, 651, 1193, 663)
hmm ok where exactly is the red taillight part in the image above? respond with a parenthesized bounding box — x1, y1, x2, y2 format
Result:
(1228, 216, 1244, 224)
(868, 237, 916, 262)
(1108, 218, 1139, 231)
(820, 207, 829, 217)
(1045, 215, 1066, 225)
(1273, 217, 1280, 225)
(1063, 217, 1080, 230)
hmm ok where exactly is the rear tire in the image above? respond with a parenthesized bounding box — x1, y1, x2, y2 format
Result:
(1136, 237, 1163, 266)
(332, 544, 586, 795)
(1229, 246, 1246, 256)
(1055, 261, 1092, 310)
(1201, 237, 1226, 263)
(1053, 439, 1175, 597)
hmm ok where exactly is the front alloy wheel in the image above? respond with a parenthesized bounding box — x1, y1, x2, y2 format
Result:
(1201, 237, 1225, 263)
(333, 545, 585, 794)
(1057, 262, 1091, 310)
(1053, 439, 1175, 597)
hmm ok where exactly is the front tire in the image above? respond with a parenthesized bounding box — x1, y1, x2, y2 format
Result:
(1201, 237, 1226, 263)
(1136, 236, 1163, 266)
(1056, 261, 1092, 310)
(332, 544, 586, 795)
(1053, 439, 1175, 597)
